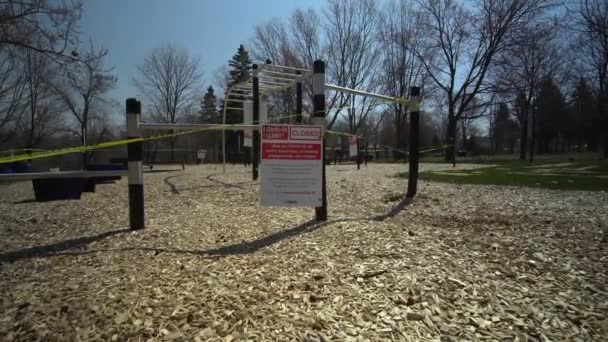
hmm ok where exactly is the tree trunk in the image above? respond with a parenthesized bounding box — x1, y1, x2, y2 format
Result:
(81, 125, 88, 169)
(444, 114, 457, 163)
(529, 112, 535, 163)
(461, 123, 467, 151)
(519, 111, 528, 160)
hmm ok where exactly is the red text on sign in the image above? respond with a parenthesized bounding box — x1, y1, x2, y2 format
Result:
(262, 143, 321, 160)
(290, 126, 322, 141)
(262, 125, 289, 140)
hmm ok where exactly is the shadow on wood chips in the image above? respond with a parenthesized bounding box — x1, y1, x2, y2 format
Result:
(0, 192, 412, 264)
(0, 229, 131, 264)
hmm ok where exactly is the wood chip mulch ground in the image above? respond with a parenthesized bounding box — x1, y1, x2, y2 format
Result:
(0, 163, 607, 341)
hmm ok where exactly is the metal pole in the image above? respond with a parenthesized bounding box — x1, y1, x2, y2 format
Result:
(296, 71, 303, 124)
(126, 98, 144, 230)
(406, 87, 421, 198)
(139, 123, 257, 130)
(356, 136, 361, 170)
(252, 64, 260, 180)
(325, 84, 405, 104)
(312, 60, 327, 221)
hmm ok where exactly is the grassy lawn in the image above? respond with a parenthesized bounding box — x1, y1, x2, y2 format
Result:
(398, 160, 608, 191)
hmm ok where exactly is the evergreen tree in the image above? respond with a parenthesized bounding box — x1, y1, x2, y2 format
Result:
(226, 44, 252, 125)
(491, 103, 518, 153)
(535, 77, 568, 153)
(199, 86, 218, 123)
(571, 77, 598, 151)
(228, 44, 252, 87)
(225, 45, 252, 163)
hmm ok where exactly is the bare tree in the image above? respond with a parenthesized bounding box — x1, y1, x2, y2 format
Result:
(0, 0, 83, 63)
(458, 96, 493, 150)
(21, 48, 64, 148)
(53, 43, 116, 167)
(133, 43, 203, 160)
(414, 0, 554, 162)
(574, 0, 608, 157)
(290, 9, 324, 70)
(492, 20, 561, 160)
(378, 0, 429, 153)
(0, 48, 27, 142)
(251, 19, 298, 116)
(212, 65, 230, 93)
(87, 99, 119, 143)
(325, 0, 381, 132)
(251, 9, 323, 118)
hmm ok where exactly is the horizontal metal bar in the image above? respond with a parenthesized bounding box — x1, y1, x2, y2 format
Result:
(257, 63, 268, 72)
(242, 82, 283, 89)
(259, 76, 296, 83)
(262, 70, 304, 78)
(258, 79, 294, 86)
(0, 170, 128, 181)
(245, 83, 291, 91)
(325, 84, 405, 103)
(266, 65, 310, 72)
(140, 123, 259, 131)
(260, 75, 301, 82)
(225, 107, 244, 111)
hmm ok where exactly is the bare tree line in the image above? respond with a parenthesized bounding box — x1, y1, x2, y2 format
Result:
(3, 0, 608, 166)
(246, 0, 607, 159)
(0, 0, 119, 167)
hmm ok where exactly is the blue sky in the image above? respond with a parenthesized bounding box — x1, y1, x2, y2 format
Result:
(81, 0, 325, 104)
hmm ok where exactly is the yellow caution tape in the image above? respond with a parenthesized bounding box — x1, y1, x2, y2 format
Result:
(0, 125, 236, 165)
(418, 145, 450, 154)
(1, 91, 422, 165)
(0, 148, 47, 155)
(325, 129, 356, 137)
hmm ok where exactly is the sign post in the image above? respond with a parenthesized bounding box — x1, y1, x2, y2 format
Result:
(260, 124, 323, 207)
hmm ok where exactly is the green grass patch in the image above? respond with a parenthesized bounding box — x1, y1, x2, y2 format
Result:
(397, 160, 608, 191)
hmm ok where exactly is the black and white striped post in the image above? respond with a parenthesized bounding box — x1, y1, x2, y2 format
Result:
(126, 98, 145, 230)
(406, 86, 421, 198)
(296, 70, 303, 124)
(252, 64, 260, 181)
(312, 60, 327, 221)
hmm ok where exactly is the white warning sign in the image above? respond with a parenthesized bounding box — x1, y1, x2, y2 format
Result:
(260, 124, 323, 207)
